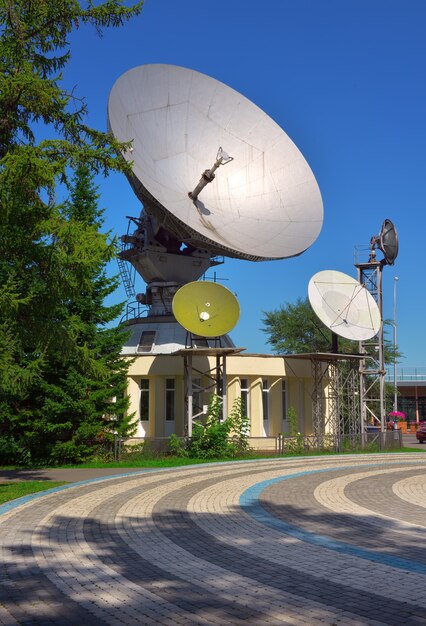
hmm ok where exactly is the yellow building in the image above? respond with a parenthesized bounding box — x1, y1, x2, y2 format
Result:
(123, 319, 314, 440)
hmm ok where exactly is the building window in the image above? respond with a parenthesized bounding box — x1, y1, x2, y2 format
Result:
(400, 397, 426, 421)
(140, 379, 149, 421)
(282, 379, 287, 420)
(240, 378, 250, 420)
(193, 377, 202, 416)
(165, 378, 175, 421)
(262, 379, 269, 420)
(137, 330, 156, 353)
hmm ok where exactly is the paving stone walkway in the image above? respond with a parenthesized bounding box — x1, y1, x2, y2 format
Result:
(1, 454, 426, 625)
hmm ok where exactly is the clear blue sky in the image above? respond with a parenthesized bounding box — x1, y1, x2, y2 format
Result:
(64, 0, 425, 368)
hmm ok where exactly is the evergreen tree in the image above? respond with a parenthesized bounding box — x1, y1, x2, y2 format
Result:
(25, 166, 135, 463)
(0, 1, 142, 463)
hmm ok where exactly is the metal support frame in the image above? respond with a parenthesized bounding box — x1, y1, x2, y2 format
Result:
(356, 263, 385, 431)
(310, 355, 361, 437)
(185, 353, 193, 436)
(327, 361, 340, 435)
(311, 358, 325, 436)
(340, 361, 361, 435)
(181, 348, 235, 436)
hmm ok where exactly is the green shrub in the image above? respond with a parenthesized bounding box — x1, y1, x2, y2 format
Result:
(168, 434, 188, 457)
(228, 397, 250, 454)
(0, 435, 30, 465)
(284, 406, 305, 454)
(49, 440, 94, 465)
(169, 395, 251, 459)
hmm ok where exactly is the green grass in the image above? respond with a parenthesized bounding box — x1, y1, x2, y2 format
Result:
(59, 453, 277, 468)
(0, 481, 68, 505)
(54, 447, 426, 468)
(0, 454, 276, 471)
(0, 446, 425, 473)
(0, 447, 424, 504)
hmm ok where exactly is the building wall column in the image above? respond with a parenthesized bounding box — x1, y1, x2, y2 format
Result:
(250, 377, 263, 437)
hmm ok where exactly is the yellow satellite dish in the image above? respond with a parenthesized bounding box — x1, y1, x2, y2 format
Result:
(172, 281, 240, 337)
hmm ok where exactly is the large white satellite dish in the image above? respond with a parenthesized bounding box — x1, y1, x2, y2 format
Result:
(108, 64, 323, 261)
(308, 270, 381, 341)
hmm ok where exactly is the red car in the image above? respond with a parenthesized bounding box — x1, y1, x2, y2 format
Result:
(416, 425, 426, 443)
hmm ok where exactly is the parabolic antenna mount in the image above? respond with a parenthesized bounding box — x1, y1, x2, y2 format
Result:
(308, 270, 381, 341)
(108, 64, 323, 262)
(172, 281, 240, 338)
(369, 219, 399, 266)
(378, 219, 399, 265)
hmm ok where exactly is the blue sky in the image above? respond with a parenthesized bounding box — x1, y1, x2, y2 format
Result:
(64, 0, 425, 368)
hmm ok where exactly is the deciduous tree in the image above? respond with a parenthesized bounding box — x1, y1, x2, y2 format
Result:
(262, 296, 400, 363)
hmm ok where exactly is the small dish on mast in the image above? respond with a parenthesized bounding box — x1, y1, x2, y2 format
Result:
(378, 219, 399, 266)
(308, 270, 381, 341)
(368, 219, 399, 266)
(172, 281, 240, 338)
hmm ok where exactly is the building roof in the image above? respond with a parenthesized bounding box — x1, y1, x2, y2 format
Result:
(173, 347, 246, 357)
(283, 352, 365, 362)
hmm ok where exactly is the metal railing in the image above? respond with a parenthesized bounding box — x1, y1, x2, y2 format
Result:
(119, 301, 149, 324)
(277, 430, 402, 455)
(397, 368, 426, 382)
(108, 431, 403, 462)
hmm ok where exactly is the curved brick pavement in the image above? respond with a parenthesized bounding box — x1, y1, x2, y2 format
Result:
(2, 455, 426, 625)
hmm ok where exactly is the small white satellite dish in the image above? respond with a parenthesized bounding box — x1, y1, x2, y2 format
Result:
(108, 64, 323, 261)
(308, 270, 381, 341)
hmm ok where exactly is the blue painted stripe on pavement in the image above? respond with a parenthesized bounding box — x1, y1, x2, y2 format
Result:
(0, 470, 154, 516)
(0, 457, 331, 517)
(0, 457, 286, 516)
(2, 456, 425, 525)
(240, 463, 426, 575)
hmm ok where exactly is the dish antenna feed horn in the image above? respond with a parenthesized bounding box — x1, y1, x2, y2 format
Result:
(189, 147, 233, 202)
